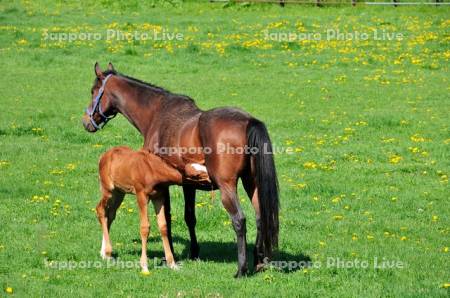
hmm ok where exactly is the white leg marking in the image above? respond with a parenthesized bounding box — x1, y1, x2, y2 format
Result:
(141, 265, 149, 273)
(100, 235, 107, 259)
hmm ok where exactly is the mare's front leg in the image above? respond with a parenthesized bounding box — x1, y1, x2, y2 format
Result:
(136, 191, 150, 273)
(183, 185, 199, 259)
(162, 187, 174, 254)
(152, 196, 177, 269)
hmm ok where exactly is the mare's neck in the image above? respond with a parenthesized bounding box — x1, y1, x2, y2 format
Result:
(111, 76, 162, 139)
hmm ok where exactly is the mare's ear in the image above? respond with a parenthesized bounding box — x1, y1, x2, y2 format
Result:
(107, 62, 115, 72)
(94, 62, 104, 80)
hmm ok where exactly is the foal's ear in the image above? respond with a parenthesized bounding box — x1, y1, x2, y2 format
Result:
(94, 62, 104, 79)
(107, 62, 115, 72)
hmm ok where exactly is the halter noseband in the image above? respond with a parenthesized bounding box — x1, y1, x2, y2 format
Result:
(86, 74, 116, 130)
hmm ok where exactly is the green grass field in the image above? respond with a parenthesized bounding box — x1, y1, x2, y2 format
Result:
(0, 0, 449, 296)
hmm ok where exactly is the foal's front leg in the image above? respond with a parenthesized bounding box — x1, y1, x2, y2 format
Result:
(136, 191, 150, 273)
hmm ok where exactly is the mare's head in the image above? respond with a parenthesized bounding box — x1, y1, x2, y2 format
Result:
(82, 62, 119, 132)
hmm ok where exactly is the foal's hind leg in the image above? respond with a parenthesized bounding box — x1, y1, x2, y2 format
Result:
(96, 190, 124, 259)
(136, 191, 150, 273)
(96, 191, 112, 259)
(152, 196, 177, 269)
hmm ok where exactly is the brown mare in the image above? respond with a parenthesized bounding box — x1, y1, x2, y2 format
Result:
(82, 62, 279, 277)
(97, 146, 210, 273)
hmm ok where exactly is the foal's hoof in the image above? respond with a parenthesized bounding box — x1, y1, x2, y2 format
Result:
(100, 251, 112, 260)
(169, 263, 180, 270)
(141, 271, 151, 276)
(141, 266, 150, 275)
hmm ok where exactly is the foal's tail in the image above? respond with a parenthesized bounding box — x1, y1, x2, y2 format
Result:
(246, 118, 279, 258)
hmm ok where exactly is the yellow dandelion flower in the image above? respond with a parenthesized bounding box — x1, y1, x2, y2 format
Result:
(389, 155, 402, 164)
(5, 287, 13, 294)
(17, 39, 28, 45)
(331, 197, 341, 204)
(303, 161, 318, 169)
(410, 134, 427, 143)
(65, 163, 76, 170)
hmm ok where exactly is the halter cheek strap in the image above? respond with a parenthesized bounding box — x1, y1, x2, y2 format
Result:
(86, 74, 116, 130)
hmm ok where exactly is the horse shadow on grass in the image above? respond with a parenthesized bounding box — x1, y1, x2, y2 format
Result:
(126, 236, 311, 275)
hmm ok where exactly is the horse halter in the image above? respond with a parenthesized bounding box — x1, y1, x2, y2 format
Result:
(86, 74, 116, 130)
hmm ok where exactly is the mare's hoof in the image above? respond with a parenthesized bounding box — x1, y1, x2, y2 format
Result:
(255, 263, 266, 272)
(234, 268, 248, 278)
(189, 245, 200, 260)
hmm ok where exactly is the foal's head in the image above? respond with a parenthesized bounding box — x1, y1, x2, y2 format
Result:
(82, 62, 118, 132)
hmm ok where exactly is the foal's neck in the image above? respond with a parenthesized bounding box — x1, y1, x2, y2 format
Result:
(144, 152, 183, 185)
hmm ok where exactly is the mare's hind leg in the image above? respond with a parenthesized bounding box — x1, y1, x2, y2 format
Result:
(136, 191, 150, 273)
(242, 173, 264, 271)
(152, 195, 177, 269)
(183, 185, 199, 259)
(204, 147, 248, 277)
(218, 179, 247, 277)
(96, 190, 124, 259)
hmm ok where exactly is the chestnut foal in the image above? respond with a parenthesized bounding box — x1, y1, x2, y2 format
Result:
(96, 146, 209, 273)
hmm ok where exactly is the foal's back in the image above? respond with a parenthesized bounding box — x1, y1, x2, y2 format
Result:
(99, 146, 182, 195)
